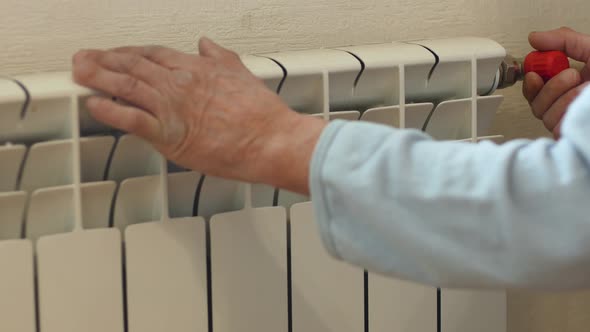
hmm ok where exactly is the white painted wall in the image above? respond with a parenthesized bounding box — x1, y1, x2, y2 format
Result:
(1, 0, 590, 331)
(1, 0, 588, 76)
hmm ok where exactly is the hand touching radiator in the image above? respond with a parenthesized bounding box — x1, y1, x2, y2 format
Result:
(72, 39, 326, 195)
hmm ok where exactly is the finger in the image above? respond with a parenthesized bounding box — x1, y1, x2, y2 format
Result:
(91, 50, 170, 87)
(523, 72, 544, 104)
(73, 51, 162, 114)
(529, 27, 590, 63)
(542, 83, 587, 130)
(198, 37, 240, 61)
(112, 45, 196, 69)
(530, 68, 581, 119)
(86, 96, 162, 142)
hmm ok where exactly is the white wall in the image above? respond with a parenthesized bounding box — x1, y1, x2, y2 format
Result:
(1, 0, 588, 76)
(1, 0, 590, 330)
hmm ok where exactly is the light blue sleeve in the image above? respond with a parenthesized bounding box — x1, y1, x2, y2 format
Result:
(309, 86, 590, 291)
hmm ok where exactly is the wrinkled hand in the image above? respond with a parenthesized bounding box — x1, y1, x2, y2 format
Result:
(523, 27, 590, 138)
(72, 38, 326, 194)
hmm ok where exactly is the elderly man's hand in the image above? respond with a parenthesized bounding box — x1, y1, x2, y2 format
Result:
(72, 38, 326, 194)
(523, 27, 590, 138)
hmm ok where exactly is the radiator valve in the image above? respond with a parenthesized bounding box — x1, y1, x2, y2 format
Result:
(497, 50, 571, 89)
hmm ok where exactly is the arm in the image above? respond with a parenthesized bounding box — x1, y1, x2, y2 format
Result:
(310, 85, 590, 290)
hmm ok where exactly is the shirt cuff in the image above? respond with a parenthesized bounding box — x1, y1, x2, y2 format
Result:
(309, 119, 348, 259)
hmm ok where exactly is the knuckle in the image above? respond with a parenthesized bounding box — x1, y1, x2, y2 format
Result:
(547, 72, 579, 94)
(119, 76, 140, 98)
(122, 53, 143, 72)
(557, 70, 576, 86)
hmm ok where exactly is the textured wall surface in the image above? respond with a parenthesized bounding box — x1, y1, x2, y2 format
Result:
(1, 0, 590, 331)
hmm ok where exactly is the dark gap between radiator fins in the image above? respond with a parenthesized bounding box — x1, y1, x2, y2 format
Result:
(192, 174, 214, 332)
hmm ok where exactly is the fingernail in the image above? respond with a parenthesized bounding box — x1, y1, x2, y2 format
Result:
(73, 50, 88, 64)
(72, 51, 92, 78)
(73, 63, 90, 80)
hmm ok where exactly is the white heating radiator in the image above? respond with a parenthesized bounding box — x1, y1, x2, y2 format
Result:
(0, 37, 507, 332)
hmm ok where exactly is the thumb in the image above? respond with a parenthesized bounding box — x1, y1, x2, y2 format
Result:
(198, 37, 230, 59)
(529, 27, 590, 64)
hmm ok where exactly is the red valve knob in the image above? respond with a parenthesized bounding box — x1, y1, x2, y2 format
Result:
(524, 51, 570, 82)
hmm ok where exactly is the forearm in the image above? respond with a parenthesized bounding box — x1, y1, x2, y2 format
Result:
(308, 112, 590, 290)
